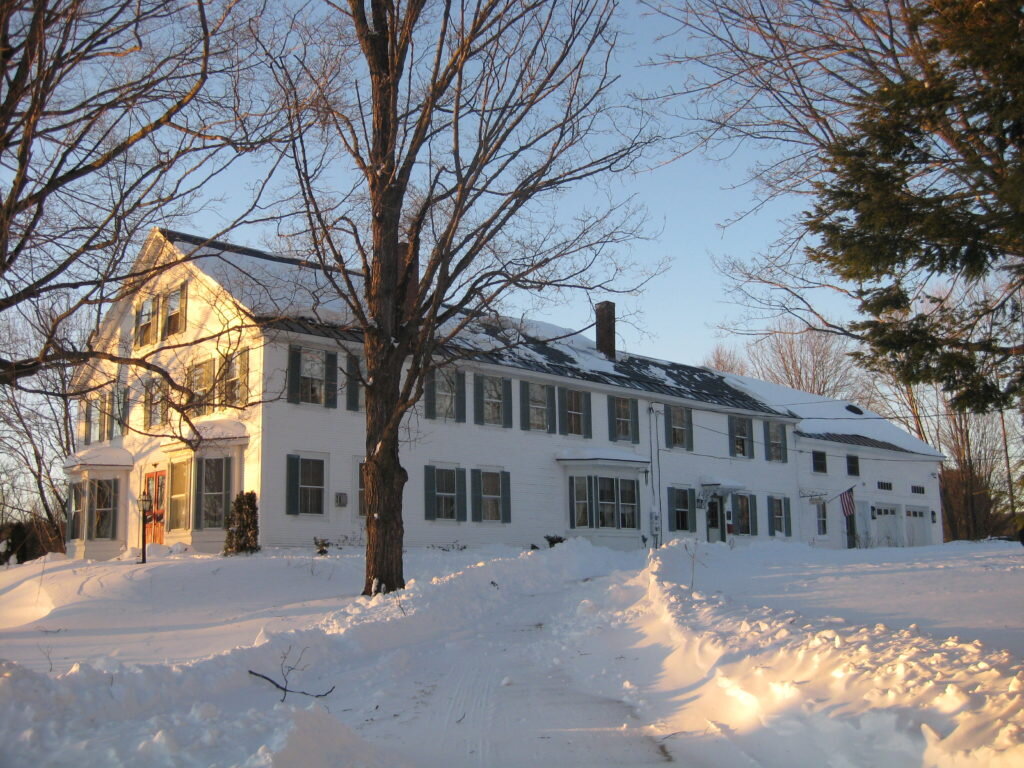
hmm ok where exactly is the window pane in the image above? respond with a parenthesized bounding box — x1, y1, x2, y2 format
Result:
(435, 468, 455, 494)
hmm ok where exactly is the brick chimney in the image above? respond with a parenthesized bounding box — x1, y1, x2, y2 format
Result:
(595, 300, 616, 360)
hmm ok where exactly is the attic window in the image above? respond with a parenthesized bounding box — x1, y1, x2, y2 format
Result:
(845, 404, 864, 415)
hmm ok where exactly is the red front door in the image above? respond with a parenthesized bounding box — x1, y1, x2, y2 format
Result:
(145, 470, 167, 545)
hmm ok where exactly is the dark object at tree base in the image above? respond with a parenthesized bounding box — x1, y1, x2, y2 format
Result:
(544, 535, 566, 548)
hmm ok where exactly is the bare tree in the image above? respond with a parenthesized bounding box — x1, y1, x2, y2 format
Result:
(0, 0, 275, 388)
(260, 0, 654, 594)
(701, 343, 749, 376)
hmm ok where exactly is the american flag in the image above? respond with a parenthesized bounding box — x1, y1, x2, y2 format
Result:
(839, 487, 856, 518)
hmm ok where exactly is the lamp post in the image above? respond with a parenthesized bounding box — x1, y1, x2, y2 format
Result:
(138, 489, 152, 564)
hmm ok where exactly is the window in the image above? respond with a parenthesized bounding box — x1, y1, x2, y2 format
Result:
(816, 501, 828, 536)
(608, 396, 638, 443)
(199, 457, 230, 528)
(218, 350, 248, 408)
(571, 476, 590, 527)
(669, 487, 693, 531)
(563, 388, 588, 436)
(598, 477, 617, 527)
(161, 282, 187, 339)
(768, 496, 790, 537)
(877, 481, 893, 491)
(358, 462, 366, 517)
(474, 470, 505, 522)
(729, 416, 753, 458)
(666, 406, 693, 450)
(618, 479, 638, 529)
(190, 359, 216, 416)
(69, 482, 85, 539)
(287, 347, 338, 408)
(144, 379, 168, 429)
(435, 467, 457, 520)
(483, 376, 504, 424)
(299, 457, 325, 515)
(435, 369, 458, 420)
(168, 460, 190, 529)
(89, 479, 118, 539)
(300, 349, 325, 405)
(134, 296, 158, 347)
(474, 374, 510, 426)
(525, 382, 553, 432)
(911, 485, 926, 494)
(812, 450, 828, 473)
(847, 455, 860, 476)
(765, 422, 787, 462)
(732, 493, 756, 535)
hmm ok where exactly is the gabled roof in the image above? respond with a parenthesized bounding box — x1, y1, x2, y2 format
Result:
(157, 229, 942, 452)
(160, 229, 358, 326)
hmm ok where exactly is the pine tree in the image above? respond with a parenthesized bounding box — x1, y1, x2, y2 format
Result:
(805, 0, 1024, 411)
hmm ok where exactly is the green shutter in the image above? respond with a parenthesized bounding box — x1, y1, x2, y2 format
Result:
(749, 494, 758, 535)
(666, 487, 676, 532)
(471, 469, 482, 522)
(194, 458, 205, 529)
(425, 369, 436, 419)
(287, 347, 301, 403)
(784, 497, 792, 537)
(285, 454, 299, 516)
(502, 378, 513, 428)
(455, 372, 466, 422)
(473, 375, 484, 424)
(546, 386, 556, 433)
(345, 354, 360, 411)
(238, 349, 249, 405)
(109, 479, 119, 540)
(607, 396, 617, 442)
(557, 387, 568, 435)
(456, 468, 467, 522)
(727, 416, 737, 457)
(767, 495, 776, 536)
(568, 476, 576, 529)
(763, 422, 771, 462)
(629, 399, 639, 444)
(500, 471, 511, 524)
(324, 351, 338, 408)
(587, 475, 596, 527)
(179, 282, 188, 334)
(687, 489, 697, 532)
(519, 381, 530, 430)
(424, 465, 436, 520)
(222, 457, 233, 523)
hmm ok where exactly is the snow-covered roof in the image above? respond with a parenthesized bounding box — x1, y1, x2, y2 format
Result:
(154, 230, 938, 458)
(714, 372, 943, 459)
(63, 446, 134, 471)
(161, 229, 358, 326)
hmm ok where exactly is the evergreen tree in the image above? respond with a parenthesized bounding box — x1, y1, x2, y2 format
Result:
(224, 492, 260, 555)
(805, 0, 1024, 411)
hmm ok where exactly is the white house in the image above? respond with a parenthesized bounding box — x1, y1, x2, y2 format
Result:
(63, 228, 944, 560)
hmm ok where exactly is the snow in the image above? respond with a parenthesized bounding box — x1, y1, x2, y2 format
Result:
(716, 371, 943, 458)
(2, 539, 1022, 766)
(61, 445, 134, 470)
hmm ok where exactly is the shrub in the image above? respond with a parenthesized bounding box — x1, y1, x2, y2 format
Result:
(224, 491, 260, 555)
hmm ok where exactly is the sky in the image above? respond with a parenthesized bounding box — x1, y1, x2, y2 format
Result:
(184, 4, 844, 370)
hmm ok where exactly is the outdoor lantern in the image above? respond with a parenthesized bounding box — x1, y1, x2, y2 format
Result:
(138, 489, 152, 564)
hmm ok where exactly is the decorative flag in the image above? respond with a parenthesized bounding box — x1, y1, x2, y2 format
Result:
(840, 487, 856, 518)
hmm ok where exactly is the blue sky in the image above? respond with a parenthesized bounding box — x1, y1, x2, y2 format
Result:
(186, 5, 849, 369)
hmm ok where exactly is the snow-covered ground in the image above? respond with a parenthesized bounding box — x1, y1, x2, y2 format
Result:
(1, 539, 1022, 767)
